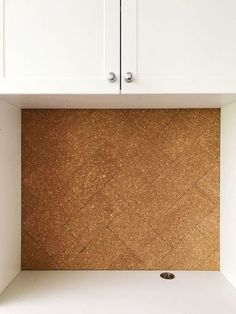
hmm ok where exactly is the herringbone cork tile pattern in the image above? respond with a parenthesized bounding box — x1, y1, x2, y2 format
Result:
(22, 109, 220, 270)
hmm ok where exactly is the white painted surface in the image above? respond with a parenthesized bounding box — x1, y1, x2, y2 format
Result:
(1, 94, 236, 109)
(221, 103, 236, 288)
(0, 0, 120, 94)
(0, 0, 3, 79)
(122, 0, 236, 93)
(0, 271, 236, 314)
(0, 101, 21, 294)
(1, 1, 236, 94)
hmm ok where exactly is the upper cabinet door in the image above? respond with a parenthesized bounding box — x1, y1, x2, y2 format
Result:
(0, 0, 120, 94)
(122, 0, 236, 94)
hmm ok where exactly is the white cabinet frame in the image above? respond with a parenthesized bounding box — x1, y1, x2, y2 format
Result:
(0, 0, 120, 94)
(121, 0, 236, 94)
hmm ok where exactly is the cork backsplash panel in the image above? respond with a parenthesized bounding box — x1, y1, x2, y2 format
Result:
(22, 109, 220, 270)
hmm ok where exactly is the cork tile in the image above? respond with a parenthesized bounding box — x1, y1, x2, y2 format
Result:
(108, 249, 144, 270)
(23, 110, 105, 188)
(111, 130, 147, 165)
(152, 143, 215, 203)
(24, 132, 98, 191)
(156, 109, 220, 160)
(130, 186, 172, 229)
(115, 121, 174, 183)
(23, 176, 85, 227)
(22, 232, 59, 270)
(23, 198, 69, 238)
(109, 111, 175, 165)
(198, 127, 220, 163)
(158, 228, 215, 270)
(196, 166, 220, 206)
(64, 143, 122, 209)
(125, 109, 178, 134)
(23, 208, 84, 267)
(89, 109, 127, 133)
(39, 223, 84, 268)
(132, 149, 173, 183)
(22, 165, 68, 203)
(67, 227, 132, 269)
(109, 165, 148, 196)
(22, 109, 220, 270)
(22, 188, 40, 222)
(200, 250, 220, 271)
(117, 182, 166, 226)
(153, 186, 216, 247)
(22, 139, 42, 178)
(109, 208, 170, 267)
(197, 109, 220, 147)
(21, 232, 40, 266)
(196, 211, 220, 249)
(22, 110, 52, 147)
(130, 181, 160, 204)
(23, 109, 92, 147)
(66, 184, 127, 246)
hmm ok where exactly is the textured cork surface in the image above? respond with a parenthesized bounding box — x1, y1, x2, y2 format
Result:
(22, 109, 220, 270)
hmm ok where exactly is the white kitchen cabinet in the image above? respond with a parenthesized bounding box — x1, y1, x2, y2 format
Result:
(1, 0, 236, 95)
(122, 0, 236, 93)
(0, 0, 120, 94)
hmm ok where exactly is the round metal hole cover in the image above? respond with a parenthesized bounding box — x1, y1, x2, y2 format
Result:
(160, 272, 175, 280)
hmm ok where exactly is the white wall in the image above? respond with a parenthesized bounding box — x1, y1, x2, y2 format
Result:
(221, 103, 236, 288)
(0, 100, 21, 293)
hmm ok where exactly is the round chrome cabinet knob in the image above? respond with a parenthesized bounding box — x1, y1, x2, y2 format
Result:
(107, 72, 117, 83)
(124, 72, 134, 83)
